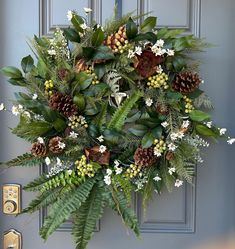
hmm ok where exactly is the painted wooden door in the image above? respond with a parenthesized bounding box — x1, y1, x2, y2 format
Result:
(1, 0, 235, 249)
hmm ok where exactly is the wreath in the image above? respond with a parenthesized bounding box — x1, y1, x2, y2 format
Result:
(0, 8, 234, 249)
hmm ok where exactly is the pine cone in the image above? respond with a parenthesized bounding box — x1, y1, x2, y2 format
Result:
(85, 146, 110, 165)
(104, 26, 127, 53)
(48, 136, 65, 154)
(173, 72, 201, 93)
(156, 103, 169, 115)
(49, 92, 77, 117)
(31, 142, 47, 157)
(134, 147, 158, 168)
(74, 59, 88, 73)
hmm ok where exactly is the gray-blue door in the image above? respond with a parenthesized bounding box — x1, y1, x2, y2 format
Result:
(1, 0, 235, 249)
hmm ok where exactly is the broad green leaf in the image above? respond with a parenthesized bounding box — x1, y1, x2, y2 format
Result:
(91, 28, 105, 47)
(8, 78, 26, 86)
(21, 55, 34, 73)
(151, 126, 162, 138)
(53, 118, 67, 132)
(128, 124, 148, 136)
(196, 124, 219, 137)
(82, 47, 96, 59)
(133, 32, 157, 43)
(64, 28, 80, 43)
(73, 94, 86, 110)
(142, 132, 154, 148)
(189, 110, 210, 122)
(71, 14, 84, 33)
(126, 17, 138, 39)
(92, 46, 115, 60)
(0, 66, 22, 78)
(140, 16, 157, 32)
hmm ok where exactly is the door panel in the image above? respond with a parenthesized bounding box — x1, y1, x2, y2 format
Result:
(1, 1, 235, 249)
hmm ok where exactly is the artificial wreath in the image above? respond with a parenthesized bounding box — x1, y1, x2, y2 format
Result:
(0, 7, 234, 249)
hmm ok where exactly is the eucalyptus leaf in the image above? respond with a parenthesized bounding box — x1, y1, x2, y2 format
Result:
(140, 16, 157, 32)
(189, 110, 210, 122)
(141, 132, 154, 148)
(0, 66, 22, 78)
(92, 28, 105, 47)
(126, 17, 138, 39)
(21, 55, 34, 73)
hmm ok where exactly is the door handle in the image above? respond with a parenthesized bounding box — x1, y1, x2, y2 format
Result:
(3, 229, 22, 249)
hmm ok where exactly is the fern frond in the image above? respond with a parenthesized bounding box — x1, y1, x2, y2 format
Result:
(23, 174, 51, 192)
(193, 93, 213, 109)
(93, 102, 108, 130)
(160, 164, 175, 192)
(108, 91, 143, 130)
(142, 168, 155, 209)
(40, 177, 96, 240)
(5, 153, 44, 167)
(103, 70, 121, 94)
(72, 183, 105, 249)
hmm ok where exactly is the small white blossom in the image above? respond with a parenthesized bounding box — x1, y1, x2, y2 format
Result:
(114, 160, 120, 167)
(182, 120, 190, 129)
(45, 157, 51, 166)
(32, 94, 38, 100)
(67, 10, 73, 21)
(168, 143, 178, 151)
(115, 166, 123, 175)
(135, 46, 142, 55)
(97, 24, 104, 31)
(0, 103, 5, 111)
(58, 141, 66, 149)
(205, 121, 212, 128)
(168, 167, 176, 175)
(56, 157, 62, 166)
(69, 131, 78, 139)
(106, 168, 112, 176)
(153, 175, 162, 181)
(145, 98, 153, 107)
(11, 105, 23, 116)
(97, 135, 104, 142)
(99, 145, 107, 153)
(227, 138, 235, 145)
(155, 39, 164, 47)
(170, 133, 178, 141)
(154, 148, 162, 157)
(156, 65, 163, 74)
(177, 131, 185, 139)
(81, 23, 88, 30)
(128, 49, 135, 58)
(84, 7, 92, 13)
(219, 128, 227, 135)
(67, 169, 73, 175)
(166, 49, 175, 56)
(37, 137, 44, 144)
(151, 46, 166, 56)
(161, 121, 169, 128)
(175, 179, 183, 187)
(48, 49, 56, 56)
(104, 175, 111, 185)
(23, 111, 31, 118)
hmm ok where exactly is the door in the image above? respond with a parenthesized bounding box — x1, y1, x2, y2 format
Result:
(1, 0, 235, 249)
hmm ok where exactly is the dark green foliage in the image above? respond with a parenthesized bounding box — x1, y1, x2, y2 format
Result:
(5, 153, 44, 167)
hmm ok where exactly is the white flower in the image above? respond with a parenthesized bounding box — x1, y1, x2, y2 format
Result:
(135, 46, 142, 55)
(145, 98, 153, 107)
(37, 137, 44, 144)
(175, 179, 183, 187)
(114, 160, 120, 167)
(67, 10, 73, 21)
(166, 49, 175, 56)
(161, 121, 169, 128)
(81, 23, 88, 30)
(23, 111, 31, 118)
(48, 49, 56, 56)
(205, 121, 212, 128)
(201, 80, 204, 84)
(219, 128, 227, 135)
(177, 131, 184, 139)
(45, 157, 51, 166)
(67, 169, 73, 175)
(154, 148, 162, 157)
(227, 138, 235, 145)
(153, 175, 162, 181)
(56, 157, 62, 166)
(97, 24, 104, 31)
(115, 166, 123, 175)
(128, 49, 135, 59)
(155, 39, 164, 47)
(84, 7, 92, 13)
(182, 120, 190, 129)
(11, 105, 23, 116)
(151, 46, 165, 56)
(0, 103, 5, 111)
(69, 131, 78, 139)
(58, 141, 66, 149)
(170, 133, 178, 141)
(97, 135, 104, 142)
(168, 167, 176, 175)
(156, 65, 163, 74)
(99, 145, 107, 153)
(106, 168, 112, 176)
(104, 175, 111, 185)
(32, 94, 38, 100)
(168, 143, 178, 151)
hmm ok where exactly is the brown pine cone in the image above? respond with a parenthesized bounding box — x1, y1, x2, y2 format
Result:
(48, 136, 65, 154)
(49, 92, 78, 117)
(31, 142, 47, 157)
(85, 146, 110, 166)
(173, 72, 201, 93)
(134, 147, 158, 168)
(104, 26, 127, 53)
(74, 59, 88, 73)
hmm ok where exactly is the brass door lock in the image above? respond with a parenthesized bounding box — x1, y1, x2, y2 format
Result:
(3, 229, 22, 249)
(2, 184, 21, 215)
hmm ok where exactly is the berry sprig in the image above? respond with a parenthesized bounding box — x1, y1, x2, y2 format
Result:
(75, 155, 96, 178)
(147, 72, 169, 89)
(44, 79, 54, 96)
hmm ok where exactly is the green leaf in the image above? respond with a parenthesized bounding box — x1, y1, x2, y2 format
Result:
(108, 91, 143, 130)
(64, 28, 80, 43)
(40, 177, 96, 240)
(128, 124, 148, 136)
(71, 14, 84, 33)
(73, 94, 86, 111)
(151, 126, 162, 138)
(8, 78, 26, 86)
(140, 16, 157, 32)
(196, 124, 219, 137)
(72, 183, 105, 249)
(187, 89, 204, 99)
(132, 32, 157, 43)
(0, 66, 22, 78)
(53, 118, 67, 132)
(141, 132, 154, 148)
(5, 153, 44, 167)
(91, 28, 105, 47)
(21, 55, 34, 73)
(126, 17, 138, 39)
(189, 110, 210, 122)
(92, 46, 115, 60)
(82, 47, 96, 59)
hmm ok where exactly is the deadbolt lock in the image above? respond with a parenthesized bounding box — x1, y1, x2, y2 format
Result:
(3, 229, 22, 249)
(2, 184, 21, 215)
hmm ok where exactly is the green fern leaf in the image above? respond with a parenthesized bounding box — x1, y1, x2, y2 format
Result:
(108, 91, 143, 130)
(72, 183, 105, 249)
(23, 174, 51, 192)
(40, 177, 96, 240)
(5, 153, 44, 167)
